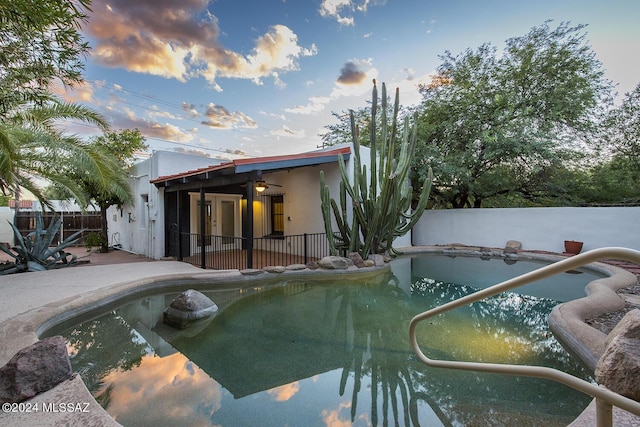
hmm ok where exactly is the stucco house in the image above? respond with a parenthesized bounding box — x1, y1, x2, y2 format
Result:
(107, 143, 401, 269)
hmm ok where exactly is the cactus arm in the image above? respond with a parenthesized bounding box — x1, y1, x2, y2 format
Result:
(320, 171, 337, 255)
(319, 81, 433, 260)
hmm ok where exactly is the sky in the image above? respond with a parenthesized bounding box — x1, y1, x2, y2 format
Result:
(57, 0, 640, 160)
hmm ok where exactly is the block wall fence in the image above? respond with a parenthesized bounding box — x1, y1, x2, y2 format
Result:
(412, 207, 640, 253)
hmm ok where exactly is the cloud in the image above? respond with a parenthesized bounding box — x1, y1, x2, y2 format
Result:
(284, 96, 331, 115)
(182, 102, 199, 118)
(331, 59, 377, 97)
(267, 382, 300, 401)
(201, 103, 257, 129)
(52, 80, 95, 103)
(149, 106, 180, 120)
(271, 125, 306, 138)
(388, 69, 433, 106)
(106, 105, 195, 142)
(285, 59, 376, 115)
(86, 0, 317, 87)
(224, 148, 249, 157)
(337, 61, 367, 85)
(318, 0, 355, 26)
(102, 353, 223, 426)
(318, 0, 384, 25)
(173, 147, 212, 157)
(321, 402, 356, 427)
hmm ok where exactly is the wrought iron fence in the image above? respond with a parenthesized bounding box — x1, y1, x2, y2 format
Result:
(180, 232, 332, 270)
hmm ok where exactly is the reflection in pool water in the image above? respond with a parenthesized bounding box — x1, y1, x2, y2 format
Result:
(49, 256, 598, 426)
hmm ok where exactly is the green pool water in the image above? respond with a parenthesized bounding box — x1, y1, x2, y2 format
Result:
(47, 255, 599, 426)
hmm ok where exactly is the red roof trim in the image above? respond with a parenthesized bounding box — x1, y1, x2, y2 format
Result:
(151, 146, 350, 184)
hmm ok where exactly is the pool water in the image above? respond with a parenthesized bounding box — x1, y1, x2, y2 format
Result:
(48, 256, 598, 426)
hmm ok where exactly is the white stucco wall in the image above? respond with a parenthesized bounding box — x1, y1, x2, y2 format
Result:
(0, 207, 13, 245)
(259, 163, 340, 236)
(256, 143, 413, 251)
(107, 151, 225, 258)
(412, 207, 640, 253)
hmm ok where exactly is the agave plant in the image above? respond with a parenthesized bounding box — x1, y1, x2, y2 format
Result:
(0, 212, 84, 274)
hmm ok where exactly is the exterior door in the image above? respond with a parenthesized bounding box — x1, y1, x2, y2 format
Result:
(216, 196, 241, 250)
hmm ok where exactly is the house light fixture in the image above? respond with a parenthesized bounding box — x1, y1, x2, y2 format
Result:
(255, 180, 268, 192)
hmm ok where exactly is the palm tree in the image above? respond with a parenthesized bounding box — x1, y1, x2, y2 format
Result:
(0, 99, 116, 208)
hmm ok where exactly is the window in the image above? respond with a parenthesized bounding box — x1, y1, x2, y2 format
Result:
(270, 195, 284, 236)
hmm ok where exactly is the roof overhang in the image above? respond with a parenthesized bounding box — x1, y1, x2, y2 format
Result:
(151, 146, 351, 191)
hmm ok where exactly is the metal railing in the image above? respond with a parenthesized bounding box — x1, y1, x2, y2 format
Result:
(180, 232, 331, 270)
(252, 232, 332, 268)
(408, 247, 640, 427)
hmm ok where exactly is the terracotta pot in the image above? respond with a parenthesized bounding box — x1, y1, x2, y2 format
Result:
(564, 240, 583, 255)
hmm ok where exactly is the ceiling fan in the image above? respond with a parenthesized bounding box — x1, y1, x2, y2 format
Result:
(254, 180, 282, 193)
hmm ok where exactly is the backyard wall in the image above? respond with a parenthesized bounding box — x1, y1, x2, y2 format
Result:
(412, 207, 640, 253)
(0, 207, 13, 245)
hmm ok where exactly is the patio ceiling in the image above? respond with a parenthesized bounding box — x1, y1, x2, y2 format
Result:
(151, 146, 351, 192)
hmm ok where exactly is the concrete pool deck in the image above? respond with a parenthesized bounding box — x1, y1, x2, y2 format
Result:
(1, 246, 639, 426)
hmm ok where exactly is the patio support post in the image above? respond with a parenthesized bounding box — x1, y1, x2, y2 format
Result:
(246, 181, 254, 269)
(176, 190, 182, 260)
(200, 187, 206, 269)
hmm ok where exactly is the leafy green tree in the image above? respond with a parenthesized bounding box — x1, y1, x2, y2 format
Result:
(62, 311, 151, 403)
(573, 155, 640, 205)
(600, 83, 640, 166)
(319, 98, 411, 149)
(47, 129, 148, 252)
(0, 0, 117, 208)
(0, 0, 91, 116)
(415, 21, 612, 208)
(91, 129, 148, 252)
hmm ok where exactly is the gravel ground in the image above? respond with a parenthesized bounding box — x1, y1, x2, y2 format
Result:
(585, 280, 640, 335)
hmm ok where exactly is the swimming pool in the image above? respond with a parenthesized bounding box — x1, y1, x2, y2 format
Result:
(45, 255, 602, 426)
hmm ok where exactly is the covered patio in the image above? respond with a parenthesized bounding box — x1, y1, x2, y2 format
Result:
(151, 146, 350, 269)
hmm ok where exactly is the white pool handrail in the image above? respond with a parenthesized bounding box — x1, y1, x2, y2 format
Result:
(408, 247, 640, 427)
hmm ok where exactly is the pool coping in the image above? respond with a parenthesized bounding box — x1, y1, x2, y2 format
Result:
(0, 247, 637, 426)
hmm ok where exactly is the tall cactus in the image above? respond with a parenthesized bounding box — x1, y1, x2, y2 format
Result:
(320, 80, 433, 259)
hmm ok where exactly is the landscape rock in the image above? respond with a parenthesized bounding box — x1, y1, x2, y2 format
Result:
(363, 259, 375, 267)
(0, 336, 73, 403)
(504, 240, 522, 254)
(164, 289, 218, 329)
(286, 264, 307, 271)
(348, 252, 365, 268)
(318, 256, 353, 270)
(306, 261, 319, 270)
(367, 254, 385, 266)
(263, 265, 286, 273)
(240, 268, 265, 276)
(595, 309, 640, 401)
